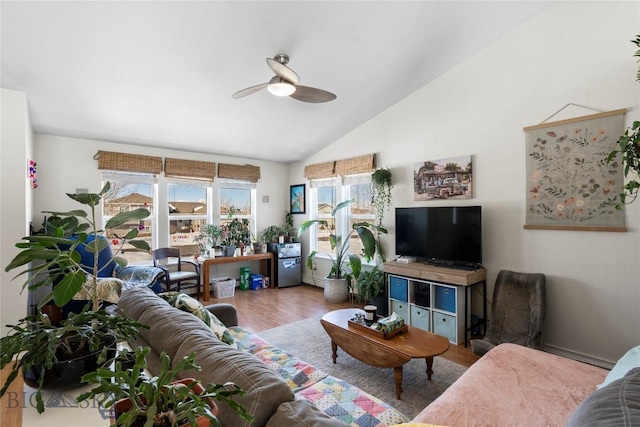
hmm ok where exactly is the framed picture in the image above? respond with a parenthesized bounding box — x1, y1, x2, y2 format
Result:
(413, 155, 473, 201)
(290, 184, 305, 214)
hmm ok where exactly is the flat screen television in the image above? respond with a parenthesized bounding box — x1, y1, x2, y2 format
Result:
(395, 206, 482, 267)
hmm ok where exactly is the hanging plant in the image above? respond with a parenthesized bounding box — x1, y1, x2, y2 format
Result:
(607, 35, 640, 209)
(371, 167, 393, 222)
(370, 167, 393, 262)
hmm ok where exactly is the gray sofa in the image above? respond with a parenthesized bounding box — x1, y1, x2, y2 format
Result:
(117, 287, 408, 427)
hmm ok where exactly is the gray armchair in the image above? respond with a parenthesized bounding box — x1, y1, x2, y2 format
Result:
(471, 270, 546, 356)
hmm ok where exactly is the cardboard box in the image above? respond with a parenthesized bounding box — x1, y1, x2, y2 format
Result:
(211, 277, 236, 298)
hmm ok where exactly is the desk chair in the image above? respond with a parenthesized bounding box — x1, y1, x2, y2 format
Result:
(152, 248, 201, 298)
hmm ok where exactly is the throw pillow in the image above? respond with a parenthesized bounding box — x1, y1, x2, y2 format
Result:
(597, 344, 640, 389)
(159, 292, 236, 348)
(566, 367, 640, 427)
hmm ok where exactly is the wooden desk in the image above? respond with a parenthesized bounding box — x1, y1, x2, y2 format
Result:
(199, 253, 274, 302)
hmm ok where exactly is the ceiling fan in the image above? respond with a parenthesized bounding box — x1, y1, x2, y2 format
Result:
(232, 53, 336, 103)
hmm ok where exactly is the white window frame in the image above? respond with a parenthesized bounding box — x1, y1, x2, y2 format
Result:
(308, 175, 374, 261)
(101, 171, 158, 262)
(217, 179, 257, 238)
(167, 178, 213, 250)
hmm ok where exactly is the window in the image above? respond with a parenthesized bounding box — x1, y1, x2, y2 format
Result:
(309, 176, 374, 258)
(168, 181, 211, 256)
(219, 180, 256, 245)
(347, 181, 375, 256)
(314, 184, 336, 255)
(102, 173, 156, 264)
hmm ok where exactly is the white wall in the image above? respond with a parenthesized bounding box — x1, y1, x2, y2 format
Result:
(33, 134, 290, 279)
(1, 88, 33, 336)
(292, 1, 640, 365)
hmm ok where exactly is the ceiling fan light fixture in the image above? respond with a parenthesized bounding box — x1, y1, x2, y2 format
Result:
(268, 77, 296, 97)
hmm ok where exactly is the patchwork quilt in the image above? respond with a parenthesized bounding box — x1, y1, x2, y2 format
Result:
(230, 327, 408, 427)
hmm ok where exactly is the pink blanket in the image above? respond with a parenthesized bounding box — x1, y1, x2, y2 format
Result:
(412, 343, 607, 426)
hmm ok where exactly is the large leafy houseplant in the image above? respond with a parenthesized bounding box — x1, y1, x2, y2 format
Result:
(298, 199, 386, 292)
(79, 346, 253, 427)
(607, 35, 640, 208)
(354, 265, 385, 304)
(1, 182, 150, 413)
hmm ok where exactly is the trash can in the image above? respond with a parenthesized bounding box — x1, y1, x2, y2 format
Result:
(239, 267, 251, 291)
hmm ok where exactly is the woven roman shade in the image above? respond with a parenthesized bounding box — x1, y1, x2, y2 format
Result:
(303, 161, 336, 179)
(96, 151, 162, 174)
(165, 158, 216, 181)
(218, 163, 261, 183)
(335, 154, 375, 176)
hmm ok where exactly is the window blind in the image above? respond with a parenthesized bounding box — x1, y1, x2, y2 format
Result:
(96, 150, 162, 175)
(218, 163, 261, 183)
(165, 158, 216, 181)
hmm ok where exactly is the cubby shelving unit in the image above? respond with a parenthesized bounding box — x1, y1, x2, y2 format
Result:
(384, 261, 486, 345)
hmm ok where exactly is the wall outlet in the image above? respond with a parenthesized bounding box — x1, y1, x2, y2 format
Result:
(312, 263, 317, 271)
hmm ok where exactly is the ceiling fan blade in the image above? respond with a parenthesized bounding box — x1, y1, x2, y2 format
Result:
(267, 58, 300, 85)
(290, 85, 336, 103)
(232, 82, 269, 99)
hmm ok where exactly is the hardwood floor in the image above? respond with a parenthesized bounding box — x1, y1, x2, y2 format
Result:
(203, 284, 480, 368)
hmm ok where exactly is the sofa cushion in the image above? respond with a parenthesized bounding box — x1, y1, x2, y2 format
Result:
(597, 345, 640, 389)
(159, 291, 236, 347)
(119, 289, 218, 363)
(566, 367, 640, 427)
(174, 334, 294, 427)
(118, 286, 165, 320)
(265, 401, 349, 427)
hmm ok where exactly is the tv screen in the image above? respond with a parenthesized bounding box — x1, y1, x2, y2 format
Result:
(395, 206, 482, 267)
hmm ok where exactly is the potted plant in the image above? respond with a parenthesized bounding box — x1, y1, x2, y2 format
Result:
(371, 167, 393, 261)
(221, 207, 251, 256)
(298, 199, 386, 303)
(354, 265, 386, 311)
(194, 224, 223, 258)
(284, 211, 296, 242)
(1, 182, 150, 413)
(260, 225, 285, 244)
(78, 346, 253, 427)
(607, 35, 640, 209)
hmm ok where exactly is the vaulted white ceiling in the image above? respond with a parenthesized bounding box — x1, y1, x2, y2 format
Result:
(1, 1, 552, 163)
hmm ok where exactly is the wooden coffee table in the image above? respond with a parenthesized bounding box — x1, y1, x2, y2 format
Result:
(320, 308, 450, 400)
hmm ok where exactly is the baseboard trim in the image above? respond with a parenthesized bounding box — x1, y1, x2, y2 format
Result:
(544, 344, 614, 369)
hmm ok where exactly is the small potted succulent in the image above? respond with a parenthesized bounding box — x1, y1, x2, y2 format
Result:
(79, 346, 253, 427)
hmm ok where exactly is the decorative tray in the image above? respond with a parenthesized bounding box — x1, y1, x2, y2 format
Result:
(348, 318, 408, 340)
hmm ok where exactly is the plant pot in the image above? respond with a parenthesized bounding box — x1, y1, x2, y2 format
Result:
(252, 242, 263, 254)
(113, 378, 218, 427)
(23, 334, 116, 391)
(40, 304, 63, 326)
(224, 245, 236, 257)
(324, 278, 349, 303)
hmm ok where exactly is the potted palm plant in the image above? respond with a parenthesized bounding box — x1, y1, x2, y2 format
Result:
(78, 346, 253, 427)
(1, 182, 150, 413)
(298, 199, 386, 303)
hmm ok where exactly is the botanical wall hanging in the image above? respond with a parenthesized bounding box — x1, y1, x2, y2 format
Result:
(414, 155, 472, 201)
(523, 109, 626, 231)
